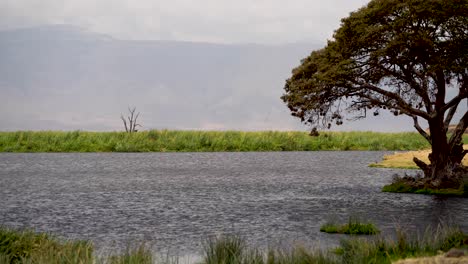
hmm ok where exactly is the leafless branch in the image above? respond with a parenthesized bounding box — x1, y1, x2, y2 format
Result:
(121, 107, 142, 133)
(120, 115, 128, 132)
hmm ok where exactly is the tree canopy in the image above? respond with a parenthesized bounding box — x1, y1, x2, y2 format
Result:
(282, 0, 468, 185)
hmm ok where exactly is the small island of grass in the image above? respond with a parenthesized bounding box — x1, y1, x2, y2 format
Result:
(382, 175, 468, 197)
(320, 218, 380, 235)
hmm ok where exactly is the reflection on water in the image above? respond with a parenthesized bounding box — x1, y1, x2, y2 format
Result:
(0, 152, 467, 255)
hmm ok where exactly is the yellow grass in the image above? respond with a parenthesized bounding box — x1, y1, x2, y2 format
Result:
(370, 145, 468, 169)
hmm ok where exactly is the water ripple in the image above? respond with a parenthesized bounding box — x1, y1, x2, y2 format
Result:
(0, 152, 467, 255)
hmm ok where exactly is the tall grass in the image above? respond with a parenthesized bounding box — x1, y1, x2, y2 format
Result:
(0, 130, 454, 152)
(102, 244, 153, 264)
(335, 224, 467, 264)
(0, 227, 152, 264)
(203, 225, 467, 264)
(1, 225, 466, 264)
(203, 235, 336, 264)
(0, 227, 93, 264)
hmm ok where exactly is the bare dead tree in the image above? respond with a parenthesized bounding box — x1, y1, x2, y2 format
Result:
(121, 107, 141, 133)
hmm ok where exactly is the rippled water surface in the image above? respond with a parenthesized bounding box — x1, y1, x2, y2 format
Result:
(1, 152, 467, 255)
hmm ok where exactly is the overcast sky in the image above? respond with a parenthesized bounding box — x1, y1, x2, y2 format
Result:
(1, 0, 429, 132)
(1, 0, 369, 44)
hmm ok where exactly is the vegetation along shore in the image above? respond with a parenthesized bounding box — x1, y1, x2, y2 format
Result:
(1, 224, 467, 264)
(2, 130, 466, 153)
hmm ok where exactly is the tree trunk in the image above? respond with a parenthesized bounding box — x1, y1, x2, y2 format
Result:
(414, 118, 466, 189)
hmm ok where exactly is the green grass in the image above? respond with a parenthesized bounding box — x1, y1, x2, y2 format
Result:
(0, 130, 453, 152)
(0, 227, 153, 264)
(333, 224, 468, 264)
(103, 244, 154, 264)
(382, 175, 468, 197)
(320, 217, 380, 235)
(203, 224, 467, 264)
(0, 227, 94, 264)
(2, 224, 466, 264)
(203, 235, 337, 264)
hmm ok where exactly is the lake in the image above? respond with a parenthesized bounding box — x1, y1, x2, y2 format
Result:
(1, 152, 467, 257)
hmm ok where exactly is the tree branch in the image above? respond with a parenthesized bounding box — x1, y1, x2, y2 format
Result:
(356, 82, 431, 119)
(133, 112, 140, 132)
(434, 69, 446, 109)
(121, 107, 142, 133)
(403, 67, 432, 113)
(444, 103, 459, 131)
(448, 110, 468, 148)
(412, 116, 431, 143)
(440, 93, 467, 113)
(377, 61, 432, 112)
(413, 157, 429, 172)
(120, 115, 128, 132)
(128, 107, 135, 133)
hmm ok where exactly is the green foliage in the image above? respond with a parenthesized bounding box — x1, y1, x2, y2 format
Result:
(0, 130, 460, 152)
(282, 0, 468, 131)
(320, 218, 380, 235)
(281, 0, 468, 182)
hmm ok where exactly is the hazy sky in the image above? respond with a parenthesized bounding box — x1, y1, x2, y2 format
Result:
(1, 0, 369, 44)
(0, 0, 431, 132)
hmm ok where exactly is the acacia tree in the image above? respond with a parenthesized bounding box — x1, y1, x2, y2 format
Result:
(282, 0, 468, 187)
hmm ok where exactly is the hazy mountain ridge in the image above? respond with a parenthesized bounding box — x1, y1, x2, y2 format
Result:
(0, 25, 319, 131)
(0, 25, 416, 131)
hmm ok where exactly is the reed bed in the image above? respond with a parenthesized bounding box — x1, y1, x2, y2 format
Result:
(0, 130, 448, 152)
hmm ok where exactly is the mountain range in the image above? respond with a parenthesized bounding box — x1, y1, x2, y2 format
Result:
(0, 25, 414, 131)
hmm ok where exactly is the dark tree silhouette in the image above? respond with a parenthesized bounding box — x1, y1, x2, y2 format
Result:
(282, 0, 468, 187)
(121, 107, 141, 133)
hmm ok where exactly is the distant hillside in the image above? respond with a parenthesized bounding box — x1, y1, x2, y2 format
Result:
(0, 25, 442, 132)
(0, 25, 318, 131)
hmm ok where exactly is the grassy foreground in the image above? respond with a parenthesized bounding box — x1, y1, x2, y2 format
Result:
(1, 225, 467, 264)
(0, 227, 155, 264)
(0, 130, 443, 152)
